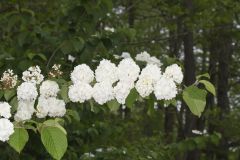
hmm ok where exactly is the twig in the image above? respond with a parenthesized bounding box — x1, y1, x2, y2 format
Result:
(46, 42, 65, 70)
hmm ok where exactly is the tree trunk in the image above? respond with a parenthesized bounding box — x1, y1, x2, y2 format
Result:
(216, 26, 232, 160)
(182, 0, 199, 159)
(165, 19, 181, 143)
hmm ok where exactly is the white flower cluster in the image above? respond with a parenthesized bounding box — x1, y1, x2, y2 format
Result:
(69, 64, 94, 103)
(0, 56, 183, 142)
(163, 64, 183, 84)
(135, 51, 162, 67)
(135, 64, 161, 97)
(15, 82, 38, 121)
(22, 65, 44, 84)
(36, 80, 66, 118)
(0, 102, 12, 119)
(93, 82, 114, 105)
(0, 102, 14, 142)
(70, 64, 94, 84)
(113, 58, 140, 104)
(68, 58, 183, 105)
(95, 59, 118, 84)
(154, 64, 183, 100)
(0, 69, 18, 89)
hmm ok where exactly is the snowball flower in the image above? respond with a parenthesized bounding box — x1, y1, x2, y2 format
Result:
(48, 98, 66, 117)
(135, 76, 154, 98)
(40, 80, 60, 98)
(135, 51, 162, 67)
(117, 58, 140, 83)
(0, 102, 12, 118)
(17, 82, 38, 101)
(121, 52, 131, 59)
(22, 65, 44, 84)
(135, 64, 162, 97)
(113, 82, 134, 104)
(135, 51, 151, 62)
(36, 97, 66, 118)
(154, 77, 177, 100)
(139, 64, 161, 83)
(147, 56, 162, 67)
(0, 118, 14, 142)
(92, 82, 114, 105)
(36, 96, 49, 118)
(95, 59, 118, 84)
(68, 82, 93, 103)
(14, 100, 35, 122)
(163, 64, 183, 84)
(70, 64, 94, 84)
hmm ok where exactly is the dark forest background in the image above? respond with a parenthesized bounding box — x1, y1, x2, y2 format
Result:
(0, 0, 240, 159)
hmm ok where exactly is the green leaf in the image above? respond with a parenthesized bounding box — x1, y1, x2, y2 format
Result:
(107, 99, 120, 112)
(196, 73, 210, 80)
(89, 100, 100, 113)
(8, 128, 29, 153)
(27, 53, 47, 61)
(0, 90, 4, 99)
(41, 126, 68, 160)
(126, 88, 139, 108)
(199, 80, 216, 96)
(183, 86, 207, 117)
(4, 89, 16, 101)
(66, 109, 80, 121)
(9, 96, 18, 112)
(43, 120, 67, 135)
(60, 85, 70, 103)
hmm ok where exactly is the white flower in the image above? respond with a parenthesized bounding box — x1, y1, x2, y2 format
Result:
(117, 58, 140, 83)
(36, 97, 66, 118)
(147, 56, 162, 67)
(68, 55, 76, 62)
(104, 26, 115, 32)
(139, 64, 161, 83)
(14, 100, 35, 122)
(0, 69, 18, 89)
(0, 118, 14, 142)
(163, 64, 183, 84)
(113, 82, 134, 104)
(121, 52, 131, 59)
(48, 98, 66, 117)
(36, 96, 49, 118)
(135, 51, 151, 62)
(92, 82, 114, 105)
(95, 59, 118, 84)
(70, 64, 94, 84)
(49, 64, 63, 78)
(154, 77, 177, 100)
(0, 102, 12, 118)
(22, 65, 44, 84)
(135, 76, 154, 98)
(135, 51, 162, 67)
(17, 82, 38, 101)
(68, 82, 93, 103)
(40, 80, 60, 98)
(135, 64, 161, 97)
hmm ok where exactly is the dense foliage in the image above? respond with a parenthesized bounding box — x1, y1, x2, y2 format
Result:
(0, 0, 239, 160)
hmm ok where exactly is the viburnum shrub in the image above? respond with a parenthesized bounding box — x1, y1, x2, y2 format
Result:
(0, 52, 215, 160)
